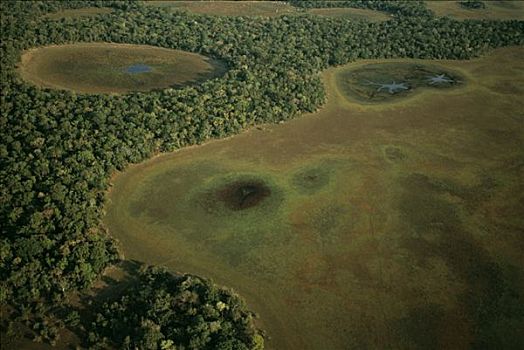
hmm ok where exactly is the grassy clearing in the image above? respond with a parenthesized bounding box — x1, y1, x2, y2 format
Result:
(144, 1, 390, 21)
(426, 0, 524, 20)
(18, 43, 226, 94)
(307, 7, 391, 21)
(335, 62, 464, 103)
(144, 1, 297, 17)
(105, 47, 524, 349)
(42, 7, 113, 20)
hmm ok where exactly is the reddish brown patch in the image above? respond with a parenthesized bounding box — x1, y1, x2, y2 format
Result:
(216, 180, 271, 210)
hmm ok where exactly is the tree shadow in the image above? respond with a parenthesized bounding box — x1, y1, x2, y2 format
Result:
(62, 259, 147, 348)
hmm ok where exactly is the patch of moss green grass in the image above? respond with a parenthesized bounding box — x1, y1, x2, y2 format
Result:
(105, 47, 524, 349)
(18, 43, 227, 94)
(129, 164, 286, 247)
(426, 0, 524, 20)
(335, 62, 464, 103)
(290, 158, 345, 195)
(144, 1, 297, 17)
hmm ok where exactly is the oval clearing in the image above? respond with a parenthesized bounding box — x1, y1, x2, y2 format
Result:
(18, 43, 227, 94)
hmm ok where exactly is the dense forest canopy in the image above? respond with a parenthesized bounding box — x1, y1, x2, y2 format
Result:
(1, 0, 523, 347)
(289, 0, 434, 17)
(87, 266, 264, 350)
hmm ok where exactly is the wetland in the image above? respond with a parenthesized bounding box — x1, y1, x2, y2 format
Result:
(335, 62, 463, 103)
(105, 47, 524, 349)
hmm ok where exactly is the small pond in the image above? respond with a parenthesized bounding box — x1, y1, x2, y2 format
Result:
(126, 64, 152, 74)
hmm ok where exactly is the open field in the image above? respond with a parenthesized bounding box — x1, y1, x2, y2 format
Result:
(42, 7, 113, 20)
(105, 47, 524, 349)
(17, 43, 226, 94)
(144, 1, 297, 16)
(426, 0, 524, 20)
(145, 1, 390, 21)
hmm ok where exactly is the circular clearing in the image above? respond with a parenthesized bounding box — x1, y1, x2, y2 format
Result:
(18, 43, 227, 94)
(335, 62, 463, 103)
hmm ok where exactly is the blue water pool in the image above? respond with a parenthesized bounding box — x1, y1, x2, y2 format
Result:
(126, 64, 152, 74)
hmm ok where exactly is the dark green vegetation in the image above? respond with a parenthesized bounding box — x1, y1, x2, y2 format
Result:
(290, 0, 434, 17)
(1, 0, 524, 348)
(19, 43, 226, 94)
(87, 266, 263, 350)
(307, 7, 390, 21)
(335, 63, 463, 103)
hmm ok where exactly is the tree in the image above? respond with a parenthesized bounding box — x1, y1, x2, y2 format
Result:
(86, 267, 264, 350)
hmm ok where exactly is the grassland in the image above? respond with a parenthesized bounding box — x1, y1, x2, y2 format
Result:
(144, 1, 297, 17)
(105, 46, 524, 349)
(144, 1, 390, 21)
(426, 0, 524, 20)
(18, 43, 226, 94)
(42, 7, 113, 20)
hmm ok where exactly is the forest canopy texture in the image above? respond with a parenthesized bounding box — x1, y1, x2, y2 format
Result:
(86, 266, 264, 350)
(1, 0, 523, 348)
